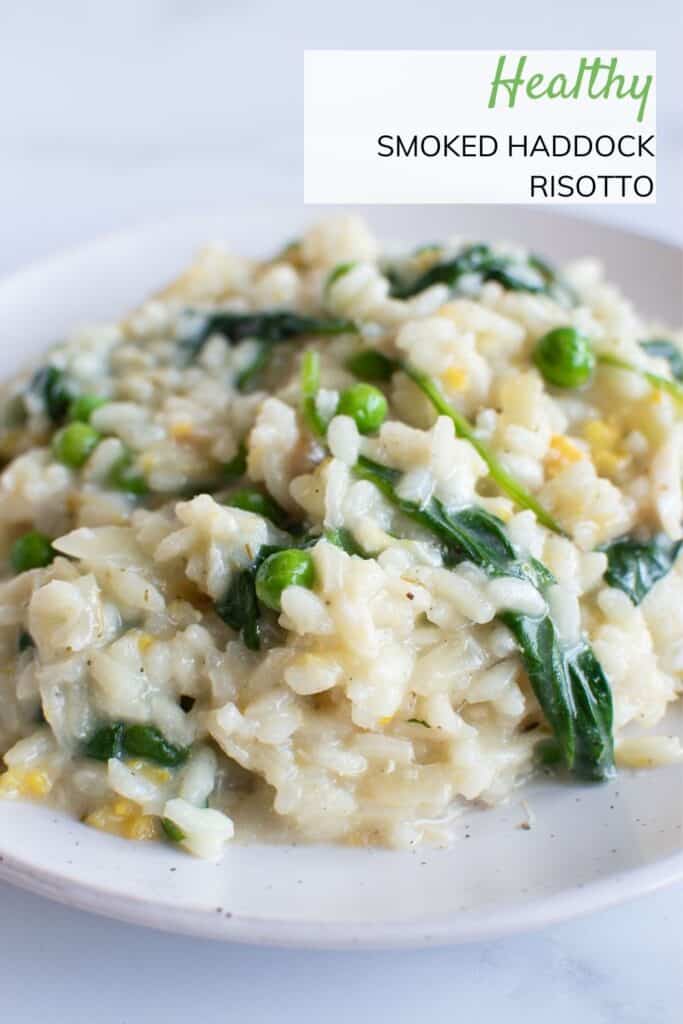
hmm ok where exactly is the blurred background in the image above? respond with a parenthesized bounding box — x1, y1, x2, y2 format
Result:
(0, 0, 681, 278)
(0, 2, 681, 1021)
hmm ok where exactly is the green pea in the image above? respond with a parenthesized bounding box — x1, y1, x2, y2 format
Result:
(337, 382, 388, 434)
(345, 349, 397, 382)
(10, 530, 55, 573)
(52, 422, 101, 467)
(255, 548, 315, 611)
(533, 327, 595, 389)
(226, 488, 287, 527)
(68, 394, 106, 423)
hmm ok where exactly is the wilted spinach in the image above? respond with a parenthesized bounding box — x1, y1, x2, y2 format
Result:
(353, 456, 615, 781)
(30, 366, 77, 424)
(181, 311, 356, 360)
(387, 244, 576, 306)
(601, 533, 683, 605)
(84, 723, 188, 767)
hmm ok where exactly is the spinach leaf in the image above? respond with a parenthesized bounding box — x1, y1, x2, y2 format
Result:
(214, 544, 285, 651)
(388, 245, 575, 306)
(640, 340, 683, 382)
(161, 817, 185, 842)
(500, 614, 614, 781)
(324, 526, 371, 558)
(353, 457, 554, 587)
(30, 366, 77, 424)
(215, 525, 323, 649)
(84, 722, 126, 762)
(181, 310, 356, 360)
(84, 722, 188, 766)
(123, 725, 188, 767)
(215, 566, 263, 651)
(601, 533, 683, 605)
(352, 455, 615, 781)
(18, 630, 34, 653)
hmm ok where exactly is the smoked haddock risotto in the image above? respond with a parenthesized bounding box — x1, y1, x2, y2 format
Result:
(0, 215, 682, 860)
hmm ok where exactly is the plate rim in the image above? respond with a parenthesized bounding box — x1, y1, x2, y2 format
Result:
(1, 833, 682, 948)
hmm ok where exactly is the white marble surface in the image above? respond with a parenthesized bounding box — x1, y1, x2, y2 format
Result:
(0, 2, 682, 1020)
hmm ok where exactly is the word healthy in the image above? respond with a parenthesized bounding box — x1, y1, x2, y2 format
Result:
(488, 54, 654, 123)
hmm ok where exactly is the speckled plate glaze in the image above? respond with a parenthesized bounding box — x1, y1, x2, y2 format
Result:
(0, 208, 681, 948)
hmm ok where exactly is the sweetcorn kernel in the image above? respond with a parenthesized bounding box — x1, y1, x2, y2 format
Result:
(23, 769, 52, 798)
(113, 797, 136, 817)
(124, 814, 160, 841)
(0, 767, 53, 800)
(594, 450, 629, 475)
(171, 421, 194, 441)
(86, 797, 159, 842)
(583, 419, 630, 477)
(125, 758, 170, 785)
(583, 419, 619, 449)
(0, 769, 20, 797)
(137, 632, 156, 654)
(441, 367, 469, 392)
(545, 434, 586, 479)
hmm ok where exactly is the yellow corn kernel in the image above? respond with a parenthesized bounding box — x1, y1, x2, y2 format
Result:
(22, 769, 52, 798)
(125, 758, 170, 785)
(649, 389, 664, 405)
(583, 419, 629, 477)
(441, 366, 469, 392)
(550, 434, 584, 463)
(171, 421, 194, 441)
(124, 814, 160, 842)
(137, 633, 155, 654)
(0, 768, 20, 797)
(545, 434, 586, 479)
(583, 419, 619, 449)
(594, 450, 629, 476)
(0, 767, 53, 800)
(113, 797, 136, 818)
(86, 797, 159, 842)
(379, 716, 393, 727)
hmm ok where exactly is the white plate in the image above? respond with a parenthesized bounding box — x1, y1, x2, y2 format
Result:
(0, 207, 682, 948)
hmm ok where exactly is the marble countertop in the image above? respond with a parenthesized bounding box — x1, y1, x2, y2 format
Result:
(0, 3, 681, 1020)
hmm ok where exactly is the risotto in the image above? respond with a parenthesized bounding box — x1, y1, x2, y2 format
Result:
(0, 215, 682, 861)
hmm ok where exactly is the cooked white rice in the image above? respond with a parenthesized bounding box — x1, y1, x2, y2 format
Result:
(0, 214, 681, 860)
